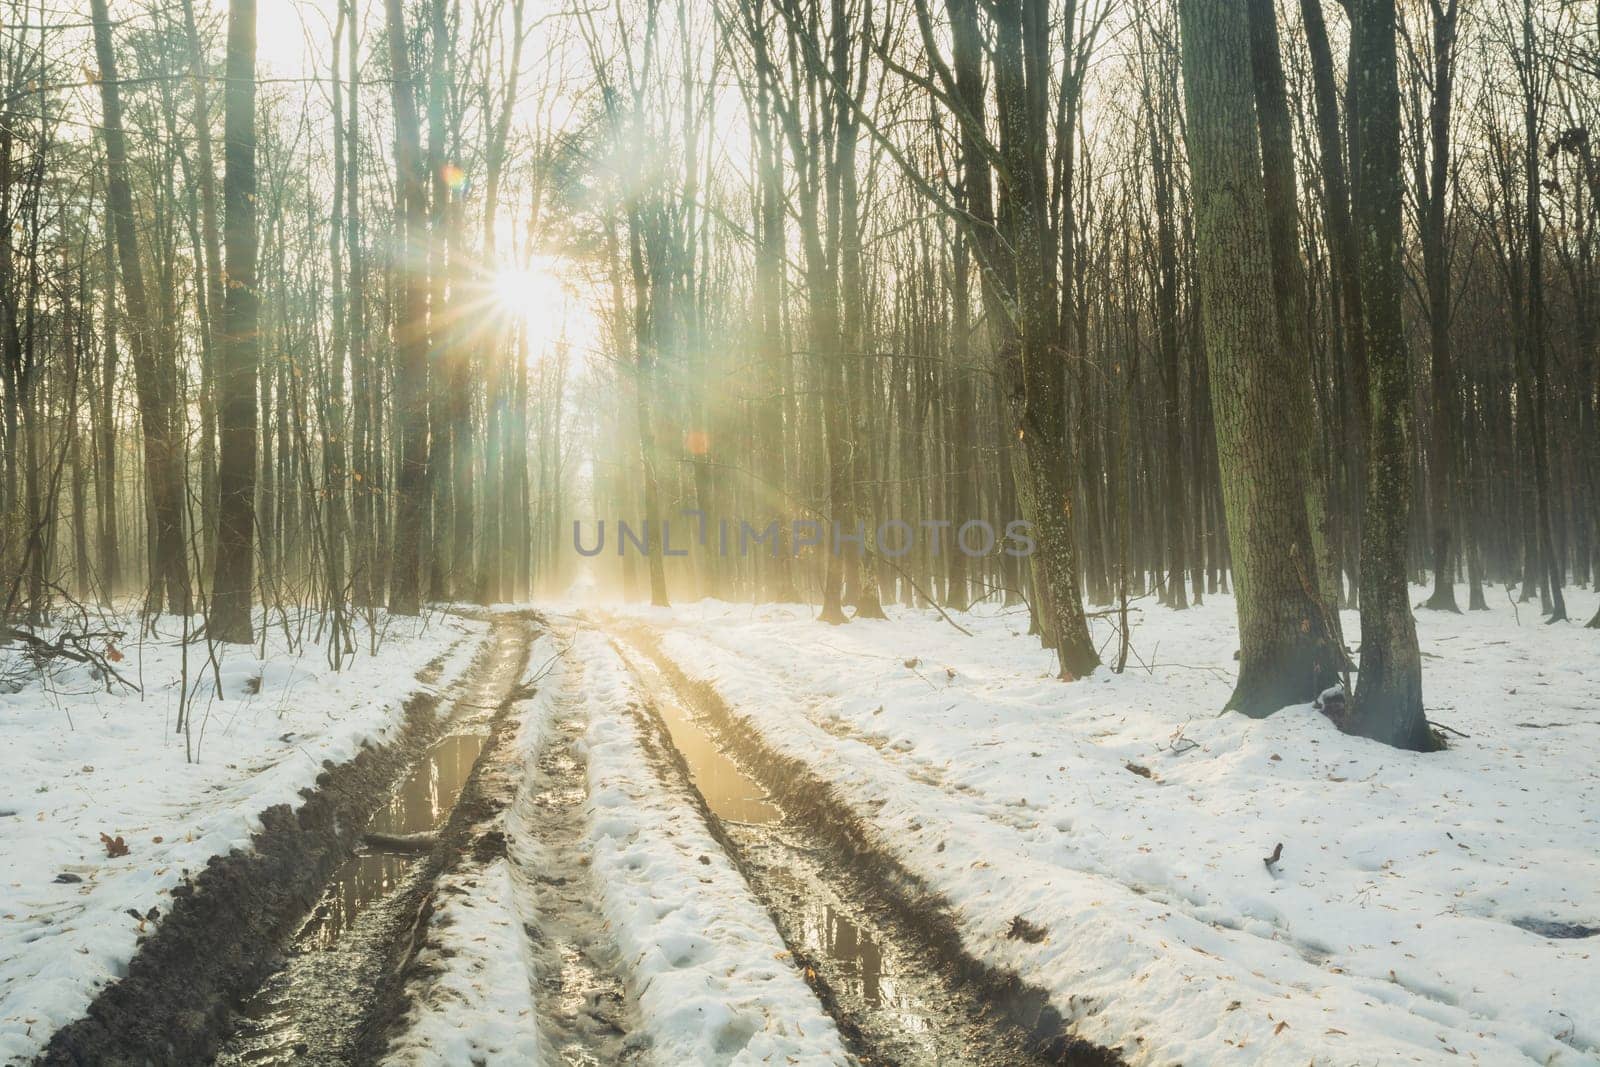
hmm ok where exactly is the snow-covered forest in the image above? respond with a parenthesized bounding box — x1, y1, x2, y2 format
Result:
(1, 0, 1597, 1062)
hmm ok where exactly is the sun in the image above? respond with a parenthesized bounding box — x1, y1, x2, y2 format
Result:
(482, 255, 601, 369)
(492, 261, 566, 315)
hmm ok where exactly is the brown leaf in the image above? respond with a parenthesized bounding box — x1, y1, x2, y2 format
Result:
(1273, 1021, 1289, 1036)
(1124, 762, 1153, 779)
(99, 832, 129, 858)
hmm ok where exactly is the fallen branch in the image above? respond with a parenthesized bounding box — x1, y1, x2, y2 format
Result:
(1, 625, 140, 693)
(364, 830, 437, 853)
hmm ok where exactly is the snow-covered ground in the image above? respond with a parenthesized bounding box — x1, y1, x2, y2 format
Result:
(0, 608, 485, 1064)
(387, 635, 557, 1067)
(614, 585, 1600, 1066)
(385, 857, 543, 1066)
(9, 586, 1594, 1065)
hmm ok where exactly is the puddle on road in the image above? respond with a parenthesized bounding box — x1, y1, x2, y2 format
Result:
(623, 649, 927, 1030)
(221, 729, 492, 1063)
(299, 730, 488, 948)
(636, 656, 779, 826)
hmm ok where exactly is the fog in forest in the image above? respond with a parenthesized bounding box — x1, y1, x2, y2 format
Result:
(1, 0, 1597, 1063)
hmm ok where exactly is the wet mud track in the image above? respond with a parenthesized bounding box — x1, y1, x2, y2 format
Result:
(209, 617, 536, 1065)
(606, 620, 1122, 1067)
(43, 609, 1118, 1066)
(36, 623, 528, 1067)
(507, 645, 643, 1065)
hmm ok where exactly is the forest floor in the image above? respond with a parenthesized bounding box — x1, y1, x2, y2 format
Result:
(2, 585, 1596, 1066)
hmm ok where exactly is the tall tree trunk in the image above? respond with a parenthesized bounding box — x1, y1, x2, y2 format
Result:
(424, 0, 452, 601)
(180, 0, 225, 580)
(474, 0, 524, 604)
(625, 209, 670, 608)
(1140, 29, 1186, 610)
(1420, 0, 1461, 612)
(1177, 0, 1340, 716)
(385, 0, 431, 616)
(1517, 0, 1566, 622)
(992, 0, 1098, 677)
(96, 181, 121, 601)
(345, 0, 373, 608)
(89, 0, 191, 616)
(1301, 0, 1366, 605)
(1248, 0, 1343, 641)
(833, 0, 885, 620)
(1347, 0, 1432, 750)
(946, 226, 978, 610)
(324, 0, 351, 636)
(750, 28, 799, 601)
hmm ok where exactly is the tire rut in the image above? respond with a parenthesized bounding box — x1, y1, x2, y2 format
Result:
(509, 646, 645, 1066)
(211, 616, 535, 1066)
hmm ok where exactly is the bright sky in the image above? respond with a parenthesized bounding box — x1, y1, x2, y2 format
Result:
(246, 0, 340, 76)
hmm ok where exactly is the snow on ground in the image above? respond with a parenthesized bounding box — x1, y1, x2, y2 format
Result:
(385, 626, 850, 1066)
(0, 608, 485, 1064)
(617, 585, 1600, 1066)
(385, 858, 543, 1066)
(571, 627, 852, 1065)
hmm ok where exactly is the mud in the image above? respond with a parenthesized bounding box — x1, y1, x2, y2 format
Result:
(215, 617, 535, 1065)
(39, 610, 1124, 1066)
(510, 641, 644, 1065)
(608, 621, 1125, 1067)
(380, 624, 643, 1066)
(34, 620, 524, 1067)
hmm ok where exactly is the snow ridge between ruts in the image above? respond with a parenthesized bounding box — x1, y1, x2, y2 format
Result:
(573, 627, 853, 1066)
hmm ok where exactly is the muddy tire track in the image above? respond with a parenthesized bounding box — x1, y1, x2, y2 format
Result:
(606, 619, 1124, 1067)
(507, 640, 644, 1066)
(210, 616, 537, 1066)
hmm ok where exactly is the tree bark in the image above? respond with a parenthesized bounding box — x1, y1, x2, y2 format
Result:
(1178, 0, 1340, 716)
(210, 0, 260, 643)
(1301, 0, 1367, 606)
(1419, 0, 1461, 613)
(1347, 0, 1432, 750)
(1247, 0, 1343, 641)
(95, 179, 121, 602)
(180, 0, 225, 580)
(385, 0, 431, 616)
(1516, 0, 1566, 622)
(992, 0, 1098, 677)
